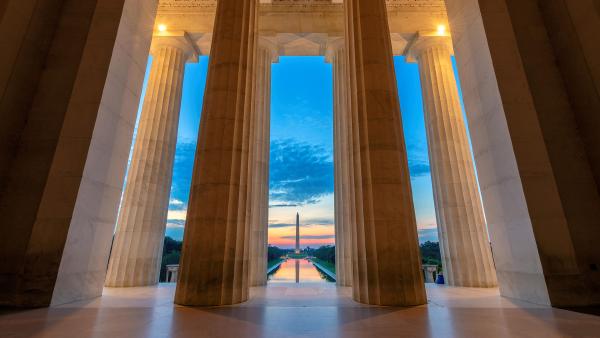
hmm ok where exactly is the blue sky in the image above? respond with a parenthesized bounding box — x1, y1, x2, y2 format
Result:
(134, 55, 460, 245)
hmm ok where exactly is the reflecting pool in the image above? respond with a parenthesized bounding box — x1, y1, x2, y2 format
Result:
(268, 258, 334, 283)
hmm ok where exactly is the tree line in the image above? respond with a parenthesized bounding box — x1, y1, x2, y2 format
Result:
(160, 237, 442, 281)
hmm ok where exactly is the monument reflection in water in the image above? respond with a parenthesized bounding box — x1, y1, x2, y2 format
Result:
(268, 259, 334, 283)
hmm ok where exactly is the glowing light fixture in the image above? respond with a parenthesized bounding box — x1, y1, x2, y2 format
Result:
(437, 24, 446, 35)
(158, 24, 167, 32)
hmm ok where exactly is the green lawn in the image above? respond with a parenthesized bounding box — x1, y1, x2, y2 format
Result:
(311, 258, 336, 274)
(267, 258, 284, 269)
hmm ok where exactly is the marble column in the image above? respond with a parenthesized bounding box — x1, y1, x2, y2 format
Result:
(0, 0, 157, 308)
(105, 33, 198, 287)
(445, 0, 600, 306)
(249, 38, 277, 286)
(344, 0, 426, 306)
(406, 33, 497, 287)
(175, 0, 257, 306)
(327, 38, 353, 287)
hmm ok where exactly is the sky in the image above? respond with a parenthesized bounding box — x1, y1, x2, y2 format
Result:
(131, 54, 470, 248)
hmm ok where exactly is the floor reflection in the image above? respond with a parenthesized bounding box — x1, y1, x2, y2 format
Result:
(267, 258, 333, 283)
(2, 285, 600, 338)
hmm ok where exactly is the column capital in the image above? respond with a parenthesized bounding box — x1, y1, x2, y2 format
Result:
(391, 33, 409, 56)
(151, 31, 200, 63)
(404, 31, 453, 63)
(258, 37, 280, 63)
(325, 37, 345, 63)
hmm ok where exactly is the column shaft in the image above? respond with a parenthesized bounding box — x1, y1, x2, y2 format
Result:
(105, 45, 186, 287)
(249, 42, 273, 286)
(0, 0, 157, 307)
(341, 46, 355, 289)
(413, 40, 497, 287)
(333, 52, 343, 285)
(331, 44, 353, 287)
(344, 0, 426, 306)
(175, 0, 257, 306)
(258, 48, 272, 286)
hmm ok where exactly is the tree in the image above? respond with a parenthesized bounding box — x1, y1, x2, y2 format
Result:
(163, 236, 182, 255)
(419, 241, 441, 268)
(313, 245, 335, 264)
(267, 245, 289, 262)
(160, 237, 183, 282)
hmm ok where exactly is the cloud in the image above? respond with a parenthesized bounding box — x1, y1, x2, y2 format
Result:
(269, 203, 299, 208)
(408, 160, 431, 177)
(405, 140, 431, 178)
(268, 215, 333, 228)
(281, 235, 336, 240)
(303, 217, 334, 225)
(418, 222, 437, 230)
(167, 209, 187, 221)
(169, 142, 197, 209)
(165, 142, 196, 225)
(269, 223, 295, 228)
(269, 139, 334, 205)
(166, 219, 185, 228)
(169, 198, 185, 206)
(417, 228, 438, 243)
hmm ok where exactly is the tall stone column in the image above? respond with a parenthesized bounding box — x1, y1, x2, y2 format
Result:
(445, 0, 600, 306)
(0, 0, 158, 308)
(105, 33, 198, 287)
(344, 0, 426, 306)
(175, 0, 257, 306)
(249, 38, 277, 286)
(406, 33, 497, 287)
(327, 38, 353, 287)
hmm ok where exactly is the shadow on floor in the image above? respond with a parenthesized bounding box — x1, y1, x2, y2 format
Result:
(562, 306, 600, 317)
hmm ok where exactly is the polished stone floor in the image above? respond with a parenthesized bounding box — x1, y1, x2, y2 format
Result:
(1, 283, 599, 338)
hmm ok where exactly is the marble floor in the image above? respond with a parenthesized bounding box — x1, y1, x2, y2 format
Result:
(1, 283, 599, 338)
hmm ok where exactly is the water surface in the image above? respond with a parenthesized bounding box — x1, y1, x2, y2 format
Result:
(268, 258, 334, 283)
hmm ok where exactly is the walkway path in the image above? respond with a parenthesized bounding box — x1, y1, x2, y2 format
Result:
(1, 284, 599, 337)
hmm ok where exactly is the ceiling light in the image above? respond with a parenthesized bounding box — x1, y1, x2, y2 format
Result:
(437, 25, 446, 35)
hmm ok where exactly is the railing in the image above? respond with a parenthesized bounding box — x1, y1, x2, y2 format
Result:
(422, 264, 438, 283)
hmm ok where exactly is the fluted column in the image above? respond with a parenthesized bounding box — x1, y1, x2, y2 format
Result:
(344, 0, 426, 306)
(105, 33, 198, 287)
(406, 33, 497, 287)
(175, 0, 257, 306)
(249, 38, 277, 286)
(327, 38, 353, 287)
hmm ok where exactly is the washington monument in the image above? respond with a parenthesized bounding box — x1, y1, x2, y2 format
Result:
(295, 212, 300, 254)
